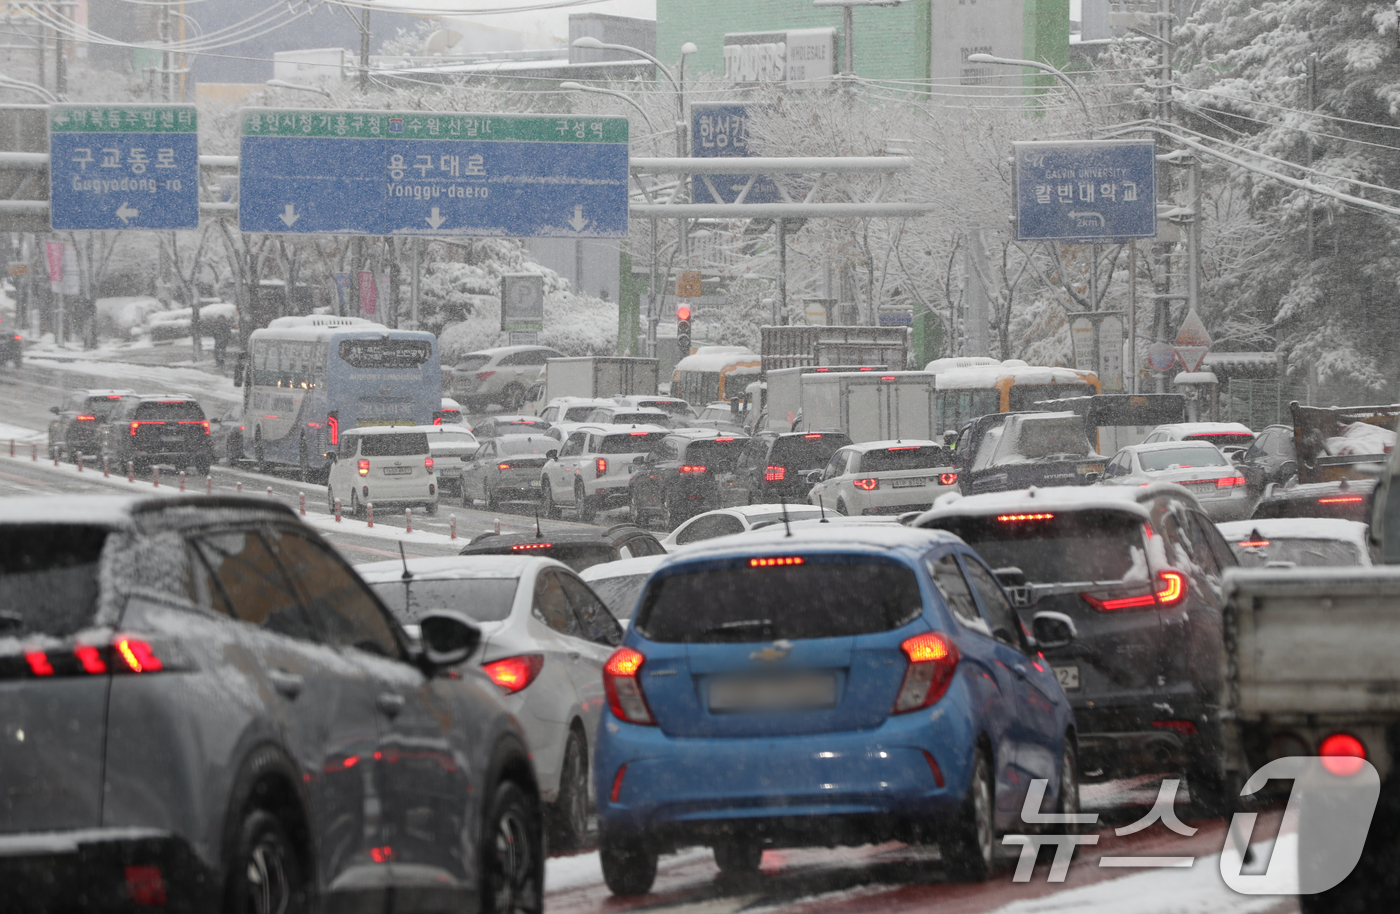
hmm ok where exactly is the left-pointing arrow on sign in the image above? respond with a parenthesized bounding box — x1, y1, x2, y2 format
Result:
(280, 204, 300, 227)
(115, 202, 140, 224)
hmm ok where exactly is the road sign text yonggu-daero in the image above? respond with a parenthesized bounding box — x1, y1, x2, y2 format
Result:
(1014, 140, 1157, 243)
(49, 104, 200, 231)
(238, 110, 628, 238)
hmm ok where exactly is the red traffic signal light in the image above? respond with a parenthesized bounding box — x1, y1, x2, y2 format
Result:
(676, 305, 692, 321)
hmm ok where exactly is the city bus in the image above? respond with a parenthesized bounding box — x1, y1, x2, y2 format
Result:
(236, 316, 440, 479)
(933, 360, 1102, 435)
(670, 346, 762, 407)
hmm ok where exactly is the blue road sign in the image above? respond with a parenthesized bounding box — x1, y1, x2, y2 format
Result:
(691, 104, 785, 205)
(49, 104, 200, 231)
(1014, 140, 1157, 243)
(238, 110, 628, 237)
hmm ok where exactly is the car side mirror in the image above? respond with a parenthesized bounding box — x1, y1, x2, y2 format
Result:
(1082, 472, 1101, 483)
(49, 406, 60, 415)
(1030, 611, 1076, 651)
(324, 451, 337, 461)
(804, 470, 824, 485)
(546, 449, 558, 461)
(417, 611, 482, 672)
(993, 566, 1026, 587)
(633, 455, 646, 465)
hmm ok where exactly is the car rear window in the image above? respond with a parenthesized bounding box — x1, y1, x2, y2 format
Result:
(84, 396, 127, 419)
(861, 445, 952, 472)
(634, 555, 922, 643)
(498, 437, 553, 456)
(601, 432, 667, 454)
(1140, 447, 1229, 471)
(0, 525, 108, 638)
(613, 412, 670, 426)
(359, 433, 429, 457)
(1230, 538, 1365, 568)
(927, 510, 1149, 585)
(639, 400, 692, 416)
(1012, 419, 1094, 460)
(1186, 432, 1256, 447)
(585, 573, 650, 621)
(132, 400, 205, 421)
(769, 435, 850, 469)
(683, 439, 745, 471)
(369, 578, 518, 623)
(456, 355, 492, 372)
(564, 406, 600, 421)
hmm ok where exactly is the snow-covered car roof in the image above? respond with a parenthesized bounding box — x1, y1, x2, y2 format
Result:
(672, 523, 963, 562)
(917, 482, 1200, 524)
(840, 439, 943, 453)
(342, 425, 432, 437)
(570, 423, 669, 436)
(355, 554, 565, 581)
(73, 388, 136, 398)
(935, 365, 1094, 389)
(1150, 422, 1254, 438)
(403, 424, 477, 439)
(440, 397, 463, 410)
(463, 344, 563, 359)
(1216, 518, 1371, 549)
(579, 553, 669, 582)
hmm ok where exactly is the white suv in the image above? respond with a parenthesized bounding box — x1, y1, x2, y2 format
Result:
(540, 423, 668, 522)
(449, 345, 564, 411)
(327, 427, 439, 518)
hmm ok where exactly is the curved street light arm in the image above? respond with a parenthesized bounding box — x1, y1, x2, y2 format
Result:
(965, 52, 1094, 138)
(570, 38, 680, 97)
(559, 82, 659, 133)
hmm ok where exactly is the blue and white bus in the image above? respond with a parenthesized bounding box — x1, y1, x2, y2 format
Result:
(237, 316, 440, 478)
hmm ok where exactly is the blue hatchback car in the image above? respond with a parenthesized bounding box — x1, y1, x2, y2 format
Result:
(593, 525, 1080, 895)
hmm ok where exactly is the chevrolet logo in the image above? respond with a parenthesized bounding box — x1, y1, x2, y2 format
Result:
(749, 640, 792, 662)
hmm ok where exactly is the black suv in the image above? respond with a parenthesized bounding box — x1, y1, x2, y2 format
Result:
(47, 388, 133, 461)
(458, 523, 667, 571)
(99, 394, 215, 475)
(717, 430, 852, 506)
(916, 483, 1240, 811)
(628, 428, 748, 528)
(1237, 423, 1297, 496)
(0, 494, 542, 912)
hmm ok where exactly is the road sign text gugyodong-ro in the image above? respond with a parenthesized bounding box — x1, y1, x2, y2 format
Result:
(1014, 140, 1157, 243)
(49, 104, 200, 231)
(238, 110, 628, 238)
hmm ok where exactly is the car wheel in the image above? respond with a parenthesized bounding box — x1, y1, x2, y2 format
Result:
(462, 483, 476, 508)
(549, 729, 590, 852)
(195, 455, 212, 477)
(713, 836, 763, 876)
(480, 780, 544, 914)
(298, 438, 310, 483)
(349, 490, 364, 519)
(835, 498, 849, 516)
(223, 808, 307, 914)
(541, 479, 560, 519)
(599, 829, 657, 896)
(629, 488, 649, 528)
(576, 480, 597, 523)
(254, 430, 267, 474)
(1054, 739, 1082, 835)
(327, 487, 337, 514)
(943, 749, 995, 882)
(228, 430, 243, 464)
(663, 491, 685, 530)
(502, 383, 526, 411)
(64, 435, 78, 464)
(423, 501, 438, 516)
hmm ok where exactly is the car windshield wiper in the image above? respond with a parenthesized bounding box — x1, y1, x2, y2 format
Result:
(699, 619, 775, 640)
(0, 611, 23, 633)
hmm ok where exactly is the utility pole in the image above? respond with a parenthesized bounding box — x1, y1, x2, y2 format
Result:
(54, 2, 66, 97)
(359, 5, 371, 93)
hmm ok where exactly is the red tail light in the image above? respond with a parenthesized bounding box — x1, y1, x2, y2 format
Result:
(74, 644, 107, 675)
(677, 465, 706, 473)
(1320, 495, 1364, 505)
(1082, 570, 1187, 612)
(115, 638, 163, 673)
(20, 637, 172, 679)
(75, 415, 96, 422)
(1152, 719, 1197, 736)
(893, 632, 960, 713)
(595, 457, 608, 478)
(424, 456, 434, 474)
(178, 420, 210, 434)
(603, 648, 655, 725)
(327, 413, 339, 445)
(510, 542, 553, 551)
(938, 472, 958, 486)
(129, 420, 164, 436)
(433, 417, 442, 426)
(497, 463, 513, 471)
(853, 478, 878, 491)
(475, 371, 495, 380)
(750, 556, 804, 567)
(998, 513, 1054, 522)
(610, 764, 629, 802)
(803, 434, 823, 439)
(764, 465, 786, 482)
(1319, 732, 1367, 777)
(1216, 476, 1246, 488)
(25, 652, 53, 676)
(125, 865, 167, 906)
(357, 459, 370, 476)
(481, 654, 544, 694)
(1156, 570, 1186, 605)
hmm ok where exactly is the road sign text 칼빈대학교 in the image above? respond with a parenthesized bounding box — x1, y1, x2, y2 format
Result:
(237, 109, 628, 238)
(48, 104, 200, 231)
(1014, 140, 1157, 243)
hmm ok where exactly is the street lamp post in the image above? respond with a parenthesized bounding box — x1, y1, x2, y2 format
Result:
(964, 53, 1093, 138)
(265, 79, 333, 99)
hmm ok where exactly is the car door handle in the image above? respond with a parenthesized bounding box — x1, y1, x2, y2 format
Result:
(268, 669, 304, 699)
(1012, 664, 1029, 678)
(376, 692, 406, 719)
(567, 650, 581, 661)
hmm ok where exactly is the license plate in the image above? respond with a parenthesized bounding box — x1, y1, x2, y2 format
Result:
(527, 480, 539, 487)
(708, 673, 837, 713)
(1076, 464, 1105, 475)
(891, 477, 926, 488)
(1054, 665, 1080, 690)
(382, 466, 412, 476)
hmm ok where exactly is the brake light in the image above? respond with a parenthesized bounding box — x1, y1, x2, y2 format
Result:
(893, 632, 960, 713)
(511, 542, 552, 551)
(115, 638, 163, 674)
(803, 434, 823, 439)
(880, 375, 897, 382)
(1320, 495, 1364, 504)
(630, 431, 649, 436)
(24, 651, 53, 676)
(998, 513, 1054, 522)
(125, 865, 167, 907)
(178, 420, 210, 434)
(475, 371, 496, 380)
(74, 644, 107, 675)
(129, 420, 163, 436)
(764, 465, 786, 482)
(715, 437, 735, 442)
(1237, 540, 1270, 548)
(1216, 476, 1246, 488)
(887, 446, 918, 451)
(603, 648, 655, 725)
(424, 456, 434, 474)
(327, 413, 339, 445)
(677, 465, 707, 473)
(595, 457, 607, 478)
(481, 654, 544, 694)
(853, 478, 878, 491)
(497, 463, 512, 471)
(939, 472, 958, 486)
(1082, 570, 1187, 612)
(1157, 570, 1185, 605)
(75, 415, 96, 422)
(358, 459, 370, 476)
(750, 556, 804, 567)
(1319, 732, 1367, 777)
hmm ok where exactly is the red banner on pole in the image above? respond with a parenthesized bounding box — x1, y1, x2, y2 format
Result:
(358, 271, 377, 318)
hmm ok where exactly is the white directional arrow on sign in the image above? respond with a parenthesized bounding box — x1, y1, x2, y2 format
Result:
(115, 202, 140, 224)
(568, 205, 588, 232)
(425, 207, 446, 230)
(279, 204, 300, 227)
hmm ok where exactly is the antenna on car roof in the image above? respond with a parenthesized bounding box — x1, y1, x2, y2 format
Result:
(398, 541, 413, 582)
(534, 504, 542, 539)
(780, 497, 793, 538)
(817, 495, 828, 523)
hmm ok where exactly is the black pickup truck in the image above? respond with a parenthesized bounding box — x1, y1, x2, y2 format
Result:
(953, 410, 1106, 495)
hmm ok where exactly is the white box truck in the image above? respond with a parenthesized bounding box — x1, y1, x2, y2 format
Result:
(799, 371, 938, 443)
(543, 357, 659, 403)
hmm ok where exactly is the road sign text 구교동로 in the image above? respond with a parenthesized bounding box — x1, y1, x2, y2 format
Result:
(238, 109, 629, 238)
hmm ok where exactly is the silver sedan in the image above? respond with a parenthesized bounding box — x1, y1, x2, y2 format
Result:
(1099, 440, 1252, 520)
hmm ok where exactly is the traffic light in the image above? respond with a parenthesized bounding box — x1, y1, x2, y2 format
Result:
(676, 305, 692, 356)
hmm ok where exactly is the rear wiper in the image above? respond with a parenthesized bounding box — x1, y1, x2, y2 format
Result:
(700, 619, 775, 639)
(0, 611, 23, 633)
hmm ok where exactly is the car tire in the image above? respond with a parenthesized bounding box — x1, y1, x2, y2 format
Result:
(485, 486, 499, 511)
(1053, 739, 1083, 835)
(298, 438, 310, 483)
(713, 836, 763, 876)
(629, 488, 649, 528)
(663, 491, 686, 530)
(327, 487, 337, 514)
(254, 430, 267, 474)
(835, 498, 849, 516)
(599, 829, 657, 896)
(943, 749, 995, 882)
(423, 501, 438, 516)
(64, 435, 79, 464)
(463, 484, 476, 508)
(480, 779, 544, 914)
(223, 808, 307, 914)
(349, 490, 364, 519)
(541, 479, 561, 519)
(576, 481, 597, 523)
(549, 729, 590, 852)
